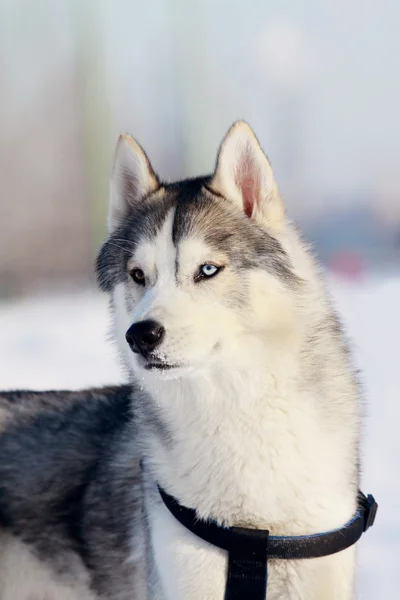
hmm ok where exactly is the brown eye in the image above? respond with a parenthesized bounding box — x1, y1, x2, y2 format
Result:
(130, 268, 145, 285)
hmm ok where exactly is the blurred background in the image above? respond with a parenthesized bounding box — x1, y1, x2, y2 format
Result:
(1, 0, 400, 294)
(0, 0, 399, 595)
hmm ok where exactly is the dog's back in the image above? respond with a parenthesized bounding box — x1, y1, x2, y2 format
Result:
(0, 385, 144, 600)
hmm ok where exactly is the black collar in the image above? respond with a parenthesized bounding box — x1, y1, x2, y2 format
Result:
(159, 487, 377, 599)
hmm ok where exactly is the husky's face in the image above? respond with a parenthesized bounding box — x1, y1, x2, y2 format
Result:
(97, 122, 301, 379)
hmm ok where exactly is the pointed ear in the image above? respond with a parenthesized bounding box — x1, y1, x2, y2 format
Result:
(211, 122, 285, 229)
(108, 134, 160, 231)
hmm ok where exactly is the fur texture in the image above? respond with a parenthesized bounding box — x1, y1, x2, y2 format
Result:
(0, 122, 362, 599)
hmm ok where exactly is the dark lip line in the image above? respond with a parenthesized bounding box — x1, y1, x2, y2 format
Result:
(144, 362, 179, 371)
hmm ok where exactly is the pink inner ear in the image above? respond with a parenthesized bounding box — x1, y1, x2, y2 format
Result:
(241, 177, 257, 218)
(234, 145, 259, 218)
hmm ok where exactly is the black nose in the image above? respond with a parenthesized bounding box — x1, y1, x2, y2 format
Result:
(125, 320, 165, 356)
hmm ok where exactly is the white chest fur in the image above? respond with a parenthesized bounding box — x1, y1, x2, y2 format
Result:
(143, 362, 358, 600)
(148, 493, 227, 600)
(147, 491, 356, 600)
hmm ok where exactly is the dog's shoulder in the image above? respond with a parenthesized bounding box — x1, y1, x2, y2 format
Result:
(0, 384, 136, 534)
(0, 384, 144, 595)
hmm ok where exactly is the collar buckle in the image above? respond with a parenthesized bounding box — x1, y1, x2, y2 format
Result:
(360, 493, 378, 532)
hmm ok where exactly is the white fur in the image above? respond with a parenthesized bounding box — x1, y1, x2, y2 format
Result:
(113, 239, 359, 599)
(110, 123, 361, 599)
(0, 533, 97, 600)
(108, 134, 159, 232)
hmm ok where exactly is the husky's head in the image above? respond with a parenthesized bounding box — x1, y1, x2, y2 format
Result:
(97, 122, 314, 382)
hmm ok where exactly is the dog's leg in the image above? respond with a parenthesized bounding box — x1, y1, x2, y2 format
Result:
(296, 548, 357, 600)
(0, 533, 98, 600)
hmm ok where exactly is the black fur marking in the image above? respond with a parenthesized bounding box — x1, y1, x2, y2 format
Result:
(96, 175, 298, 292)
(202, 183, 225, 199)
(170, 179, 297, 283)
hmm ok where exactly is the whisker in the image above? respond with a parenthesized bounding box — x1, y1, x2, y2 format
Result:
(106, 241, 133, 253)
(113, 238, 136, 247)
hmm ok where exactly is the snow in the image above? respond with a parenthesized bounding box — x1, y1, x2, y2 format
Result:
(0, 277, 397, 596)
(0, 290, 124, 390)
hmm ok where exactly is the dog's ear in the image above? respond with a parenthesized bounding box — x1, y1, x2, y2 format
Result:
(108, 134, 160, 231)
(211, 121, 284, 229)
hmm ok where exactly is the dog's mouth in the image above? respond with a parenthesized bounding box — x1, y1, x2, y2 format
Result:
(144, 361, 180, 371)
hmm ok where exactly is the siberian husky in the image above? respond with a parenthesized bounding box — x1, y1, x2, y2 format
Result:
(0, 122, 362, 599)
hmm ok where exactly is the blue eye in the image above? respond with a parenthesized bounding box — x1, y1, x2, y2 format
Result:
(201, 264, 218, 277)
(196, 264, 223, 282)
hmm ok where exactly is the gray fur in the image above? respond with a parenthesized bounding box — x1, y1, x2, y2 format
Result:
(0, 386, 143, 598)
(0, 126, 364, 600)
(96, 177, 298, 294)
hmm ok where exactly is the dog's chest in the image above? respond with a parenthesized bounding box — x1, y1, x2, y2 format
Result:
(147, 496, 302, 600)
(148, 495, 227, 600)
(151, 393, 349, 531)
(143, 381, 357, 599)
